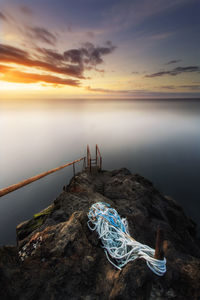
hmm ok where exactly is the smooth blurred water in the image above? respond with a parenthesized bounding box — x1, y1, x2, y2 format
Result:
(0, 99, 200, 245)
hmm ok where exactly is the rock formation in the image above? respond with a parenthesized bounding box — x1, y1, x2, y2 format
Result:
(0, 168, 200, 299)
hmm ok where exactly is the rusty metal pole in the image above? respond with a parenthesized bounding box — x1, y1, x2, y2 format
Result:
(96, 144, 97, 167)
(73, 162, 75, 177)
(154, 226, 164, 260)
(83, 157, 86, 170)
(87, 145, 89, 167)
(100, 157, 102, 171)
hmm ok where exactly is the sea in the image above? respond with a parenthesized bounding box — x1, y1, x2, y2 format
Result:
(0, 98, 200, 245)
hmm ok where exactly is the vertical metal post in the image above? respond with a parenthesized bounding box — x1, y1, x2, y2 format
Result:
(96, 144, 97, 166)
(73, 162, 75, 177)
(154, 226, 164, 260)
(83, 157, 86, 169)
(87, 145, 89, 167)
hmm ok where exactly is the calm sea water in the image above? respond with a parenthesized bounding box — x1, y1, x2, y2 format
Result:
(0, 99, 200, 245)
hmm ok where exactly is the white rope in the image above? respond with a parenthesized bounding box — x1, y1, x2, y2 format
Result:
(87, 202, 166, 276)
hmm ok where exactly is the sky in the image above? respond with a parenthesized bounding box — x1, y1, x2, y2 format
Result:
(0, 0, 200, 99)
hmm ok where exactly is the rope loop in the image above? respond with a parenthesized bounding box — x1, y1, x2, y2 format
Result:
(87, 202, 166, 276)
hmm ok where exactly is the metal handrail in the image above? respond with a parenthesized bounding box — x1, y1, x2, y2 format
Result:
(0, 157, 85, 197)
(0, 144, 103, 197)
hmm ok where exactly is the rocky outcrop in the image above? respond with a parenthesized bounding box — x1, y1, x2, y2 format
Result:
(0, 168, 200, 299)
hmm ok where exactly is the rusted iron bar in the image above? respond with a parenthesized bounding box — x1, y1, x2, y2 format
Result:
(87, 145, 91, 169)
(73, 162, 75, 177)
(100, 157, 102, 170)
(96, 144, 102, 170)
(0, 157, 85, 198)
(154, 226, 164, 260)
(83, 157, 86, 170)
(96, 145, 98, 166)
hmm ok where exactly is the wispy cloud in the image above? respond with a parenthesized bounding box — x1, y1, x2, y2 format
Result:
(159, 85, 175, 89)
(0, 11, 7, 21)
(86, 86, 200, 98)
(179, 84, 200, 90)
(147, 32, 174, 41)
(20, 5, 33, 15)
(27, 27, 57, 46)
(0, 69, 79, 86)
(157, 84, 200, 91)
(145, 66, 200, 78)
(165, 59, 182, 65)
(86, 86, 118, 93)
(103, 0, 190, 33)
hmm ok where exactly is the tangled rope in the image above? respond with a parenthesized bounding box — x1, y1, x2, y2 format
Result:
(87, 202, 166, 276)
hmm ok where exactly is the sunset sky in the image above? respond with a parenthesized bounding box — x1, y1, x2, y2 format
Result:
(0, 0, 200, 99)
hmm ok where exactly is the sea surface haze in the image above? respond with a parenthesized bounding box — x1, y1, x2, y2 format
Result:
(0, 98, 200, 244)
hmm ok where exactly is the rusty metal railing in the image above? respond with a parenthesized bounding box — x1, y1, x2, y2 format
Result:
(0, 145, 103, 197)
(87, 144, 102, 172)
(0, 157, 85, 197)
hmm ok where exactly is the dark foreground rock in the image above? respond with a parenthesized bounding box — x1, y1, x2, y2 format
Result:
(0, 168, 200, 299)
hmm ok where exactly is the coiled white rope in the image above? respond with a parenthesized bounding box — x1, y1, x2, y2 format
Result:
(87, 202, 166, 276)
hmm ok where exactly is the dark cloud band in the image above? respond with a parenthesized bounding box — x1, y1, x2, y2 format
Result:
(145, 66, 200, 78)
(165, 59, 182, 65)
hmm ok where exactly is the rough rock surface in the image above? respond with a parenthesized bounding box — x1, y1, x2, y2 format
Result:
(0, 168, 200, 299)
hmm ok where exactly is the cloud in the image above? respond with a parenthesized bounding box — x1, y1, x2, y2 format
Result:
(35, 48, 64, 63)
(0, 11, 7, 21)
(155, 84, 200, 91)
(179, 85, 200, 90)
(145, 66, 200, 78)
(103, 0, 190, 33)
(0, 64, 12, 73)
(147, 32, 174, 41)
(86, 86, 200, 98)
(64, 41, 116, 66)
(0, 44, 82, 78)
(86, 86, 151, 95)
(27, 27, 57, 46)
(165, 59, 182, 65)
(0, 69, 79, 86)
(0, 41, 116, 86)
(86, 86, 117, 93)
(159, 85, 175, 89)
(20, 5, 33, 15)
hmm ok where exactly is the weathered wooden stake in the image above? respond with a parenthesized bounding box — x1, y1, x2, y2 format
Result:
(154, 226, 164, 260)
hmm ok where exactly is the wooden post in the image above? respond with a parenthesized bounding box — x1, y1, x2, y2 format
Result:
(154, 226, 164, 260)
